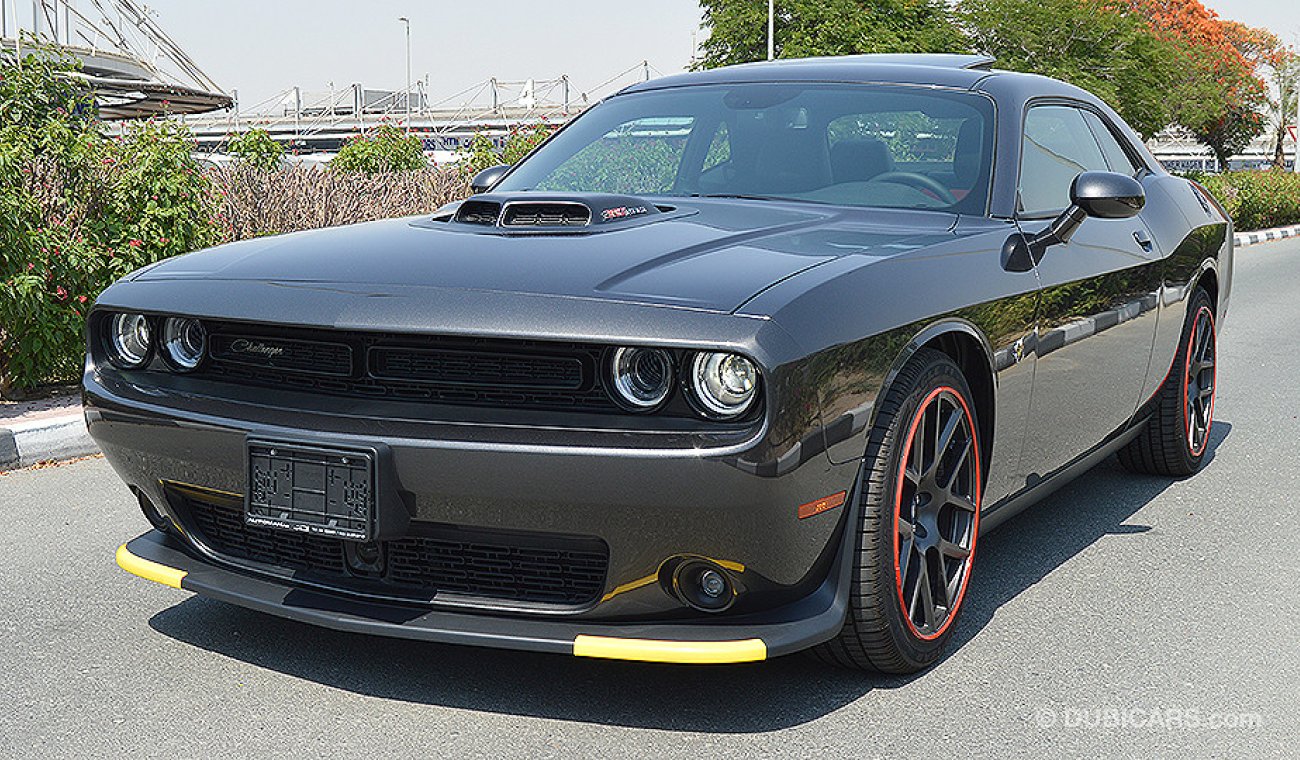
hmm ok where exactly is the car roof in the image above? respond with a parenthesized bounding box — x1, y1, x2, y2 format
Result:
(618, 53, 1088, 100)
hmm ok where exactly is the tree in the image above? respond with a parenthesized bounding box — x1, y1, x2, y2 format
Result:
(1125, 0, 1272, 169)
(959, 0, 1181, 139)
(696, 0, 967, 69)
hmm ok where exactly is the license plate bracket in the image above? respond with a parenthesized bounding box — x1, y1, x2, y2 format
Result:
(245, 439, 376, 541)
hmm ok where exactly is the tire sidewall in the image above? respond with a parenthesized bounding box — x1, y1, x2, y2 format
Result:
(859, 352, 980, 670)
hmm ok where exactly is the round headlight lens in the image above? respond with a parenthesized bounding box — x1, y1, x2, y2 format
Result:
(107, 312, 152, 369)
(610, 347, 674, 410)
(162, 317, 207, 371)
(691, 352, 759, 418)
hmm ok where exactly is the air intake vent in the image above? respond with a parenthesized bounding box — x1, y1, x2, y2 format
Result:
(454, 200, 502, 225)
(501, 202, 591, 227)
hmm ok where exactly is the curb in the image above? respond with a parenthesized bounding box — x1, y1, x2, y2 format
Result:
(0, 411, 98, 471)
(1234, 224, 1300, 248)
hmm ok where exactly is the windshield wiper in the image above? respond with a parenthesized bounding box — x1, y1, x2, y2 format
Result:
(685, 193, 802, 203)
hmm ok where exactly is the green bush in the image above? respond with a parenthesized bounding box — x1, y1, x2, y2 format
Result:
(1192, 170, 1300, 231)
(331, 123, 426, 173)
(0, 43, 218, 397)
(457, 123, 555, 178)
(227, 128, 284, 171)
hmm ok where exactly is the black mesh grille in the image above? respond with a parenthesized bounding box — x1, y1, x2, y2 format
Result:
(178, 491, 608, 607)
(196, 323, 619, 414)
(386, 534, 610, 604)
(188, 488, 348, 573)
(370, 346, 583, 389)
(209, 334, 352, 377)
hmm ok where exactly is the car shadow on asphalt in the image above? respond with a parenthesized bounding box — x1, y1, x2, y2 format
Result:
(147, 422, 1231, 733)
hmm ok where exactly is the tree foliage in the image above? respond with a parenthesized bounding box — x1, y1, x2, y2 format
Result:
(959, 0, 1180, 139)
(226, 128, 284, 171)
(696, 0, 967, 69)
(0, 42, 218, 396)
(330, 123, 427, 173)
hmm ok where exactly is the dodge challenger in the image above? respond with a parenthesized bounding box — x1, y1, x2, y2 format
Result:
(95, 53, 1229, 672)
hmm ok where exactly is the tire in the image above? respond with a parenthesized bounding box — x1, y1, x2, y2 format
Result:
(1118, 288, 1217, 477)
(813, 348, 983, 673)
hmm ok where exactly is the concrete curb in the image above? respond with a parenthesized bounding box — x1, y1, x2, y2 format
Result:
(1234, 224, 1300, 248)
(0, 411, 98, 471)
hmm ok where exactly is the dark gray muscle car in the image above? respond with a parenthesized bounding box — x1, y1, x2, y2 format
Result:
(94, 53, 1229, 672)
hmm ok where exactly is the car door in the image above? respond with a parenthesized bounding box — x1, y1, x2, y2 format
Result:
(1014, 104, 1163, 482)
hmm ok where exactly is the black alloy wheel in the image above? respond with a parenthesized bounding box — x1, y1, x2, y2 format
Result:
(1119, 287, 1217, 476)
(814, 348, 982, 673)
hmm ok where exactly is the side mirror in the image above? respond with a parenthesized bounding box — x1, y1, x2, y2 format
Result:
(1025, 171, 1146, 259)
(470, 164, 512, 195)
(1070, 170, 1145, 219)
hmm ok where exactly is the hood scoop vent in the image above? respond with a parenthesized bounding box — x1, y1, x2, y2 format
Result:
(502, 201, 591, 227)
(450, 193, 665, 232)
(455, 200, 503, 226)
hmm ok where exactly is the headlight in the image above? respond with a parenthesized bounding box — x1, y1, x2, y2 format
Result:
(690, 351, 759, 418)
(106, 312, 152, 369)
(161, 317, 207, 371)
(609, 347, 674, 410)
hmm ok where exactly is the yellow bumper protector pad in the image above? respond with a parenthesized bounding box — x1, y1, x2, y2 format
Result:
(573, 635, 766, 664)
(115, 544, 187, 589)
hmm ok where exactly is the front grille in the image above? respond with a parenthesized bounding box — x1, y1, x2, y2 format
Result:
(209, 333, 352, 377)
(196, 322, 620, 414)
(369, 346, 583, 389)
(177, 490, 609, 607)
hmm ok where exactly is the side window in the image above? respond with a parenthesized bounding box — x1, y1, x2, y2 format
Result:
(1019, 105, 1109, 216)
(1082, 110, 1139, 175)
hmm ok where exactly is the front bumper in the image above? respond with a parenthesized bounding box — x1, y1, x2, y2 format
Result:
(117, 527, 852, 663)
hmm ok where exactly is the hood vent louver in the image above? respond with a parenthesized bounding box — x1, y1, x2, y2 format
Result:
(501, 201, 592, 228)
(454, 200, 503, 225)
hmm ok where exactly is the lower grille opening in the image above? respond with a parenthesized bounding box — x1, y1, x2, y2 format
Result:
(175, 488, 609, 608)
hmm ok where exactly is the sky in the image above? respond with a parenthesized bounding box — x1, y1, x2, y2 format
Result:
(104, 0, 1300, 109)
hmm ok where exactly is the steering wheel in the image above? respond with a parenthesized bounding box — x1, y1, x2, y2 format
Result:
(869, 172, 958, 206)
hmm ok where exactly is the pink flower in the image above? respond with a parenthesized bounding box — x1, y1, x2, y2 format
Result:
(55, 286, 67, 299)
(128, 239, 142, 248)
(77, 295, 88, 304)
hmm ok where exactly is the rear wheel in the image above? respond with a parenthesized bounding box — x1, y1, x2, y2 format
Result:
(813, 348, 982, 673)
(1118, 289, 1217, 476)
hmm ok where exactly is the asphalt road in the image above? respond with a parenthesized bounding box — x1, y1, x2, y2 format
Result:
(4, 241, 1299, 759)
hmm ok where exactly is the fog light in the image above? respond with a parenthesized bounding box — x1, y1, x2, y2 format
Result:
(672, 560, 735, 612)
(699, 569, 726, 598)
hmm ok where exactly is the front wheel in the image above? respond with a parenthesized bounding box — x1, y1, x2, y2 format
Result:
(813, 348, 982, 673)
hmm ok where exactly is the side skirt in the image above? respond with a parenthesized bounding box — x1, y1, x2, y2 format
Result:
(977, 418, 1147, 535)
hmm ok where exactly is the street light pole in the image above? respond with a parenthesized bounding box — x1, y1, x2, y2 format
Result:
(399, 16, 411, 133)
(767, 0, 774, 61)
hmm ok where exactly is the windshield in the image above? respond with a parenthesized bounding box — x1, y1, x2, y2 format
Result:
(496, 83, 995, 214)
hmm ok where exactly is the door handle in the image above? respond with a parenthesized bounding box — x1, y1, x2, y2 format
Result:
(1133, 230, 1153, 252)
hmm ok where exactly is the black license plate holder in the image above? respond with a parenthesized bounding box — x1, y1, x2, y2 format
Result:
(245, 439, 376, 541)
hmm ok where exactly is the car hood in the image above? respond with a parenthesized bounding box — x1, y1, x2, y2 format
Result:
(133, 200, 958, 313)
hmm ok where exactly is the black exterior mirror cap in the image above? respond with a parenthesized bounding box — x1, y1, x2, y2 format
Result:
(470, 164, 513, 194)
(1070, 171, 1145, 219)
